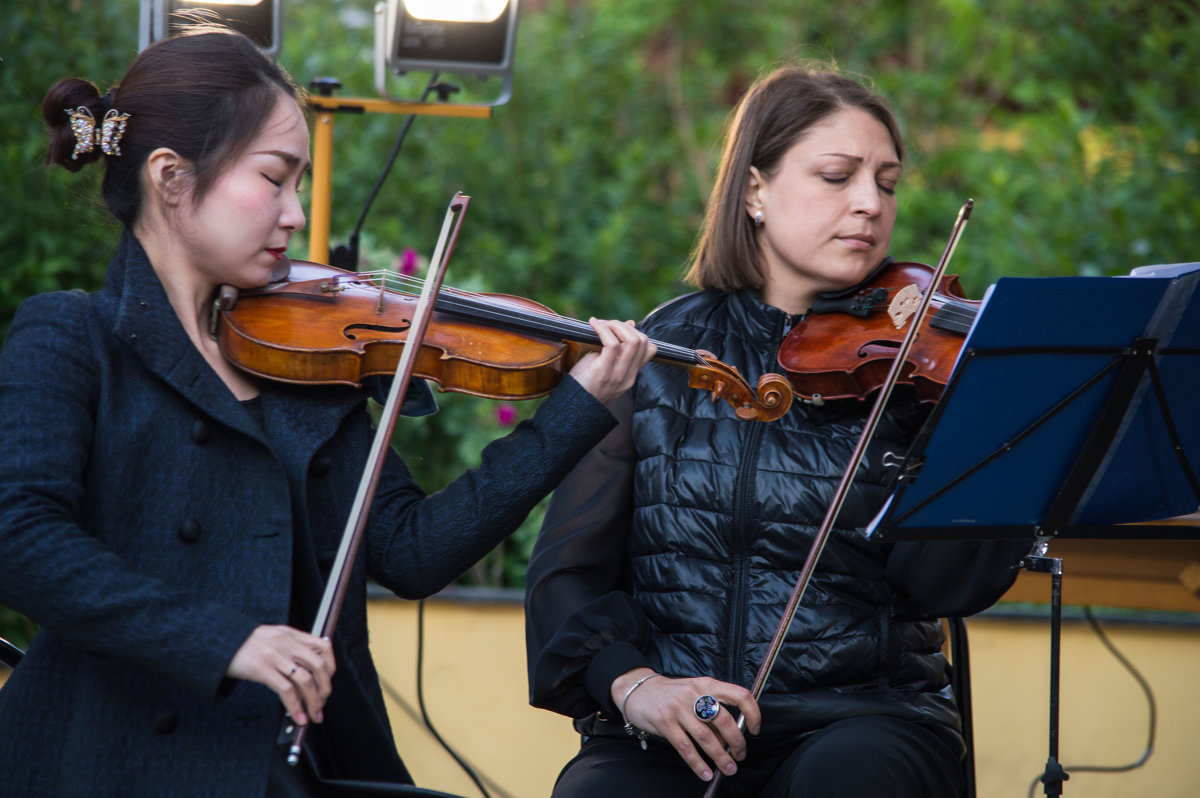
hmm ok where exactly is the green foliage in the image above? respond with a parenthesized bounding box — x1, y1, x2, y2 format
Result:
(0, 1, 132, 311)
(2, 0, 1199, 642)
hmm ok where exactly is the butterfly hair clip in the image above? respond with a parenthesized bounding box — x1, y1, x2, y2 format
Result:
(66, 106, 131, 160)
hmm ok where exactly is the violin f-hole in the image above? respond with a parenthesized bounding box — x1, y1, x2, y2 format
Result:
(859, 338, 904, 358)
(343, 320, 412, 340)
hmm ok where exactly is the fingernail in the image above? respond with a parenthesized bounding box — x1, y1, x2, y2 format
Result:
(724, 763, 738, 775)
(701, 770, 713, 782)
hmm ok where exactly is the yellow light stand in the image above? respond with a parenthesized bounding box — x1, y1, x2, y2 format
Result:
(306, 93, 492, 264)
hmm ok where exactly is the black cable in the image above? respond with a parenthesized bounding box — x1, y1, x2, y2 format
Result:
(416, 598, 495, 798)
(330, 73, 459, 271)
(375, 669, 517, 798)
(1025, 606, 1157, 798)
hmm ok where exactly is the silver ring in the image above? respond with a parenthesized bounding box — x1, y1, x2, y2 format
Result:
(694, 694, 720, 723)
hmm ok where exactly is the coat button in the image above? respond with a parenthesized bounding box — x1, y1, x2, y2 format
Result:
(178, 520, 201, 543)
(191, 420, 212, 444)
(309, 455, 332, 478)
(152, 710, 179, 734)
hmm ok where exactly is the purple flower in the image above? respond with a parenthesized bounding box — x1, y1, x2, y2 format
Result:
(495, 404, 518, 427)
(400, 247, 419, 276)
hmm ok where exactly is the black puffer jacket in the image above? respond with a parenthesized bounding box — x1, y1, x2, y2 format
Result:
(632, 287, 954, 738)
(526, 287, 1026, 748)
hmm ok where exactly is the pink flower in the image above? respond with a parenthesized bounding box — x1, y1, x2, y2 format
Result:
(400, 247, 419, 276)
(495, 404, 518, 427)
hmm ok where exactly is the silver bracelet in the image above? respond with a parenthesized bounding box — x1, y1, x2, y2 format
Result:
(618, 672, 660, 750)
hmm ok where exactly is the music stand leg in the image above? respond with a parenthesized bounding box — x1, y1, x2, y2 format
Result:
(1021, 539, 1070, 796)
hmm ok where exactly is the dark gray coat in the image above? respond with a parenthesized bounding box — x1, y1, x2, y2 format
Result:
(0, 232, 615, 797)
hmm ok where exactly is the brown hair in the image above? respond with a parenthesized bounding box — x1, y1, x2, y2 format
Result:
(42, 25, 303, 228)
(684, 63, 903, 292)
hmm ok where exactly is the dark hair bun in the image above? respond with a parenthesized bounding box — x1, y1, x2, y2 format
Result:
(43, 77, 106, 172)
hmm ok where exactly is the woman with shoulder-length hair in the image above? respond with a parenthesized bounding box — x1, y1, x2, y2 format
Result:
(525, 62, 1028, 797)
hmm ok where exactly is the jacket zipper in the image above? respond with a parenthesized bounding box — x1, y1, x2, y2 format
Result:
(725, 417, 765, 685)
(724, 313, 787, 686)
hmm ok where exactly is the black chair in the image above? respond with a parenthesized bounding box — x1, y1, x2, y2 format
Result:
(946, 616, 976, 798)
(0, 635, 23, 670)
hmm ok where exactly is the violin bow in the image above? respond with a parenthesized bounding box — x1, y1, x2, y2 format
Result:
(703, 199, 973, 797)
(285, 192, 471, 766)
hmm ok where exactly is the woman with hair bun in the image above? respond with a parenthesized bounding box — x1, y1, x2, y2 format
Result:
(0, 25, 654, 797)
(525, 62, 1030, 797)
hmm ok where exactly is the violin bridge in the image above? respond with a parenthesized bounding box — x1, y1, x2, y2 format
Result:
(888, 284, 923, 329)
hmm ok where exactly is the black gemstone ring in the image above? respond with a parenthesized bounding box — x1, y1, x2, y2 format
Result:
(694, 694, 720, 723)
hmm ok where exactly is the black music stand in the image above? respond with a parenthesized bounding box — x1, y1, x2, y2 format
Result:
(869, 262, 1200, 796)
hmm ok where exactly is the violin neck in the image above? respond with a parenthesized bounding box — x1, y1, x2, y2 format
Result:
(435, 292, 702, 367)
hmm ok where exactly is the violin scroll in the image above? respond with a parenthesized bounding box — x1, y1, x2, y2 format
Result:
(684, 351, 793, 422)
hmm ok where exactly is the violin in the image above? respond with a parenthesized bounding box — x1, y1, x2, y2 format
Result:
(777, 260, 981, 405)
(212, 260, 793, 422)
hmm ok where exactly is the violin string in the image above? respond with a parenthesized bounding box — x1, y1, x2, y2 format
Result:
(349, 270, 701, 364)
(929, 309, 974, 335)
(860, 285, 977, 335)
(368, 268, 986, 337)
(348, 267, 983, 363)
(865, 288, 974, 315)
(358, 269, 586, 334)
(385, 273, 605, 342)
(933, 299, 978, 332)
(934, 299, 978, 316)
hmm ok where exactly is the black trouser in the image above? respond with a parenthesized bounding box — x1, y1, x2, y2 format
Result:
(551, 715, 966, 798)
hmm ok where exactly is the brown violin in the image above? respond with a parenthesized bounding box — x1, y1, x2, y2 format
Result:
(213, 261, 793, 422)
(777, 259, 981, 405)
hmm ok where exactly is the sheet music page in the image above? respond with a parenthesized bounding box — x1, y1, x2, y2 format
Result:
(1126, 262, 1200, 278)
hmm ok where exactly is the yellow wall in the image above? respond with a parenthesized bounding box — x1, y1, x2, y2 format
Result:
(3, 593, 1197, 797)
(369, 595, 1200, 798)
(969, 615, 1200, 798)
(367, 597, 581, 798)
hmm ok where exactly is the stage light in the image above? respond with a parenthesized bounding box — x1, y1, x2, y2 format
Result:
(139, 0, 282, 56)
(376, 0, 520, 106)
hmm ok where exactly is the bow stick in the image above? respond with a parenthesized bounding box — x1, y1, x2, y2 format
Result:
(703, 199, 973, 797)
(285, 192, 471, 766)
